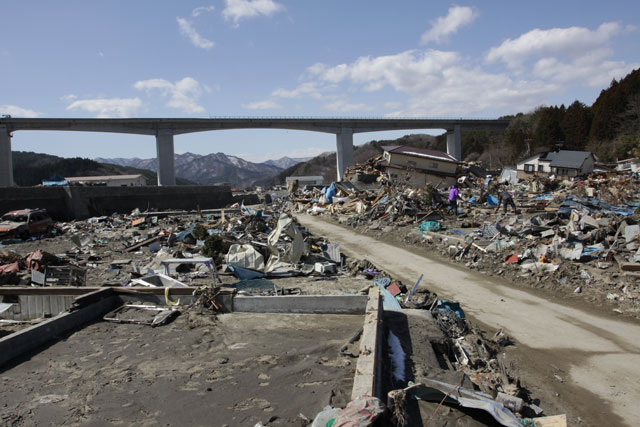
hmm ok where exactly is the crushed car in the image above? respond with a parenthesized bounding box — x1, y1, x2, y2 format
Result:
(0, 209, 54, 240)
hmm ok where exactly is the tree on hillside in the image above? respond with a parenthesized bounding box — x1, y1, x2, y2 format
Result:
(532, 105, 565, 150)
(504, 114, 534, 161)
(589, 69, 640, 141)
(561, 101, 592, 150)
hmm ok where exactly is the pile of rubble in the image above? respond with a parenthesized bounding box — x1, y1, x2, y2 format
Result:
(287, 168, 640, 316)
(0, 194, 569, 425)
(0, 204, 355, 291)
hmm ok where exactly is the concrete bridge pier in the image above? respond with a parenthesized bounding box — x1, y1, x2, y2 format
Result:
(336, 128, 354, 181)
(446, 125, 462, 161)
(0, 126, 14, 187)
(156, 130, 176, 186)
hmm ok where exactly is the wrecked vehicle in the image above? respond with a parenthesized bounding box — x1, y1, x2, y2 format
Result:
(0, 209, 54, 240)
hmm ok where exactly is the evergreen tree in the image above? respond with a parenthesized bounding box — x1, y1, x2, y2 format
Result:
(561, 101, 592, 150)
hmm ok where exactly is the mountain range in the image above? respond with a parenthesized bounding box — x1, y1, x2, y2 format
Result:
(95, 153, 310, 188)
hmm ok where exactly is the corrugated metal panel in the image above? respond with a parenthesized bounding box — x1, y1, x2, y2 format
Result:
(0, 295, 74, 321)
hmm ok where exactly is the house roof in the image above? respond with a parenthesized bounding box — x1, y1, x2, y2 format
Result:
(382, 145, 458, 164)
(544, 150, 592, 169)
(518, 150, 593, 169)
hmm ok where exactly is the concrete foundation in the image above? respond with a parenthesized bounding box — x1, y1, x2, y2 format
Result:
(156, 130, 176, 186)
(446, 125, 462, 161)
(0, 185, 234, 220)
(0, 288, 382, 393)
(0, 290, 117, 368)
(0, 126, 13, 187)
(336, 128, 355, 181)
(233, 295, 367, 314)
(351, 287, 382, 399)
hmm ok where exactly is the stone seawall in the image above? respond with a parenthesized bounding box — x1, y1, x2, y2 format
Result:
(0, 186, 234, 220)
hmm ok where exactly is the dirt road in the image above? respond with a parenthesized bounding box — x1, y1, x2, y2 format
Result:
(297, 214, 640, 427)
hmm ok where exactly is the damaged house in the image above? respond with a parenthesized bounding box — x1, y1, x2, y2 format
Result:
(517, 150, 596, 178)
(380, 145, 459, 187)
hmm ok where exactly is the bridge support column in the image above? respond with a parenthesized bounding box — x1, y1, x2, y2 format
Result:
(156, 130, 176, 186)
(446, 125, 462, 161)
(336, 128, 354, 181)
(0, 126, 13, 187)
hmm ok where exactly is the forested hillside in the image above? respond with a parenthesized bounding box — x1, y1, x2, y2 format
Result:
(12, 152, 195, 186)
(474, 68, 640, 165)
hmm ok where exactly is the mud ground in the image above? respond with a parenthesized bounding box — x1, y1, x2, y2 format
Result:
(297, 213, 640, 427)
(0, 311, 362, 426)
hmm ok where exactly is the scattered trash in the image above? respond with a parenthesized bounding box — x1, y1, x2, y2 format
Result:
(103, 304, 180, 327)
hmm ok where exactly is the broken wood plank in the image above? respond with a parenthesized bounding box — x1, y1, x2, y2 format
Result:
(125, 236, 161, 252)
(620, 262, 640, 272)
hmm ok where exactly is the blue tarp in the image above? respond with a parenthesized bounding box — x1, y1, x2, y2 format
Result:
(228, 264, 265, 281)
(373, 278, 402, 310)
(232, 278, 279, 293)
(437, 299, 465, 319)
(325, 182, 337, 203)
(559, 195, 636, 216)
(42, 180, 69, 187)
(487, 195, 498, 206)
(419, 221, 441, 237)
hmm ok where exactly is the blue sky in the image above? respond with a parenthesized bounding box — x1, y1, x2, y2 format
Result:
(1, 0, 638, 162)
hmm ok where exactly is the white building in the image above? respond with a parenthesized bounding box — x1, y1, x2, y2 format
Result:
(617, 158, 640, 173)
(285, 176, 324, 186)
(517, 150, 595, 178)
(65, 174, 148, 187)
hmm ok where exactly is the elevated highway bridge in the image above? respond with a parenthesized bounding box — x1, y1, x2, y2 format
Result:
(0, 117, 511, 187)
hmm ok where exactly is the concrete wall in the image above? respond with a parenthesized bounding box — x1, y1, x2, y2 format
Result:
(0, 186, 234, 220)
(0, 186, 70, 219)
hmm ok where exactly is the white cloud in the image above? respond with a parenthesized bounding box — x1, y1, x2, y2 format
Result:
(532, 49, 640, 87)
(177, 17, 214, 50)
(486, 22, 623, 69)
(386, 66, 558, 117)
(421, 6, 478, 45)
(60, 94, 77, 103)
(309, 50, 461, 94)
(0, 105, 40, 118)
(222, 0, 284, 26)
(98, 51, 104, 57)
(272, 82, 328, 100)
(242, 100, 281, 110)
(65, 98, 142, 118)
(192, 5, 215, 17)
(484, 22, 640, 90)
(134, 77, 206, 113)
(267, 20, 637, 117)
(275, 49, 560, 116)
